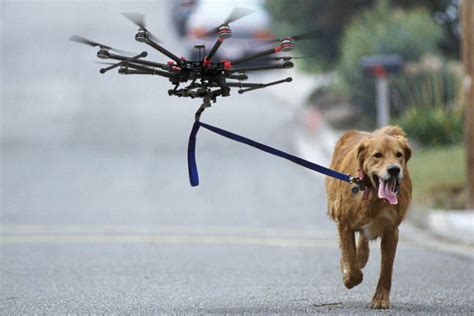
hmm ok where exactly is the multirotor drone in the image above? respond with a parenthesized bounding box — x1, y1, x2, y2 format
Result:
(70, 8, 316, 119)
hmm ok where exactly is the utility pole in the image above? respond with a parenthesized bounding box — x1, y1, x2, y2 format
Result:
(462, 0, 474, 208)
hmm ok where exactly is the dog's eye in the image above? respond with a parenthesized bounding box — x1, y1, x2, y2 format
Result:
(396, 152, 403, 158)
(373, 152, 383, 158)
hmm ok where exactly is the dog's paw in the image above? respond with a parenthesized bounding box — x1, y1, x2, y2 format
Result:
(370, 297, 390, 309)
(370, 290, 391, 309)
(342, 269, 363, 289)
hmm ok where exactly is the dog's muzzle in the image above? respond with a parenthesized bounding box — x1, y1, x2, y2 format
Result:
(372, 174, 400, 205)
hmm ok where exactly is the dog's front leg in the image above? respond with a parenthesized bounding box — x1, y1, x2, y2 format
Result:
(337, 222, 363, 289)
(370, 228, 399, 309)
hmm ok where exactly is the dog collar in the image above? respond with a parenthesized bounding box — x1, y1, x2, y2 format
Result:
(358, 170, 371, 200)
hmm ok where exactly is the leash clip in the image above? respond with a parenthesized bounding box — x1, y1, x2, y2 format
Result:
(349, 176, 366, 194)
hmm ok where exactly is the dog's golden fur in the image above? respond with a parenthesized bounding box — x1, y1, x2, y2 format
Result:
(325, 125, 412, 309)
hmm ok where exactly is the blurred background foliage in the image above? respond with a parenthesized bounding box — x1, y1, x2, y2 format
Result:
(267, 0, 462, 136)
(394, 55, 464, 146)
(336, 0, 444, 125)
(266, 0, 460, 69)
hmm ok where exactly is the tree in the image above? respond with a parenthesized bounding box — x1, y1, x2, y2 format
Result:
(462, 0, 474, 208)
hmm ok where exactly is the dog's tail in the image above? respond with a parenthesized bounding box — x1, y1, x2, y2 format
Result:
(376, 125, 406, 138)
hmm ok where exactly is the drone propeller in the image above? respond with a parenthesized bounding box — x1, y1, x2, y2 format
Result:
(69, 35, 134, 55)
(198, 7, 255, 38)
(121, 12, 162, 43)
(271, 55, 317, 61)
(272, 31, 323, 43)
(256, 31, 324, 47)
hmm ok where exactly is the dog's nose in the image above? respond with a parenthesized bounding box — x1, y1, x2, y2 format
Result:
(387, 165, 400, 177)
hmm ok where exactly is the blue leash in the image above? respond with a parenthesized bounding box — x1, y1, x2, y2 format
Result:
(187, 120, 362, 189)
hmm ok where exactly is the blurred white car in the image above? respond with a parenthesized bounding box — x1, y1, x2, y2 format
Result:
(184, 0, 274, 65)
(171, 0, 198, 37)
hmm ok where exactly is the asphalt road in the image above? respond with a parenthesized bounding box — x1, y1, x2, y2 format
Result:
(1, 1, 473, 314)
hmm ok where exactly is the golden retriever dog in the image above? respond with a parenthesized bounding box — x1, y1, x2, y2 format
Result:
(325, 125, 412, 309)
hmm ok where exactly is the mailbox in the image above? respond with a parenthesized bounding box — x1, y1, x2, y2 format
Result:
(361, 54, 403, 77)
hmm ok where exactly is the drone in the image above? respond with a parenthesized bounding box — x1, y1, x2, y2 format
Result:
(69, 8, 365, 191)
(69, 8, 316, 120)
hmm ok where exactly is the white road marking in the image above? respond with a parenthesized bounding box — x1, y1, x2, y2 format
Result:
(0, 224, 337, 238)
(0, 234, 337, 247)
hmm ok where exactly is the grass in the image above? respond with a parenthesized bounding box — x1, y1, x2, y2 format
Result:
(409, 144, 467, 209)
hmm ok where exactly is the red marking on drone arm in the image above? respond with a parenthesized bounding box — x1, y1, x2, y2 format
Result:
(167, 61, 174, 65)
(203, 57, 212, 66)
(180, 56, 187, 61)
(274, 46, 283, 53)
(218, 38, 224, 42)
(221, 60, 232, 70)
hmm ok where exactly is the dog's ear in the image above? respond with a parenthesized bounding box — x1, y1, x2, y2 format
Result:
(402, 139, 412, 162)
(357, 140, 368, 168)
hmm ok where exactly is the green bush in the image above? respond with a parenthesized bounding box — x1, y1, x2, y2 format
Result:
(336, 0, 443, 126)
(392, 55, 463, 115)
(397, 106, 463, 146)
(393, 55, 464, 146)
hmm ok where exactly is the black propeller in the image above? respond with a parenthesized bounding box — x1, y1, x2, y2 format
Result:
(121, 12, 161, 43)
(270, 31, 324, 43)
(256, 31, 324, 46)
(69, 35, 134, 55)
(198, 7, 255, 38)
(271, 55, 318, 61)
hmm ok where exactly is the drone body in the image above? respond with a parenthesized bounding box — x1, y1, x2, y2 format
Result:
(70, 8, 315, 119)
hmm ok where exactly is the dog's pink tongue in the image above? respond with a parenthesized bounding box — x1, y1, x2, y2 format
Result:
(378, 179, 398, 205)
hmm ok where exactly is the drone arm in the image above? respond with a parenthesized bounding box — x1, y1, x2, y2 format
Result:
(237, 77, 292, 94)
(121, 62, 166, 74)
(99, 51, 147, 74)
(117, 63, 177, 79)
(229, 61, 293, 73)
(205, 38, 224, 62)
(231, 45, 285, 67)
(225, 82, 265, 88)
(119, 67, 178, 79)
(225, 73, 248, 80)
(120, 69, 154, 75)
(144, 38, 182, 64)
(107, 53, 170, 71)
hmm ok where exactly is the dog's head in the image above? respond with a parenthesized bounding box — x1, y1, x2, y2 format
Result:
(357, 126, 411, 205)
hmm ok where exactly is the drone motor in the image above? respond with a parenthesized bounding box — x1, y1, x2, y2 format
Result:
(97, 49, 110, 59)
(279, 38, 294, 52)
(135, 29, 147, 42)
(217, 25, 232, 39)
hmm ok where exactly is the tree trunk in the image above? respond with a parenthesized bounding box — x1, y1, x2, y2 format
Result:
(462, 0, 474, 208)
